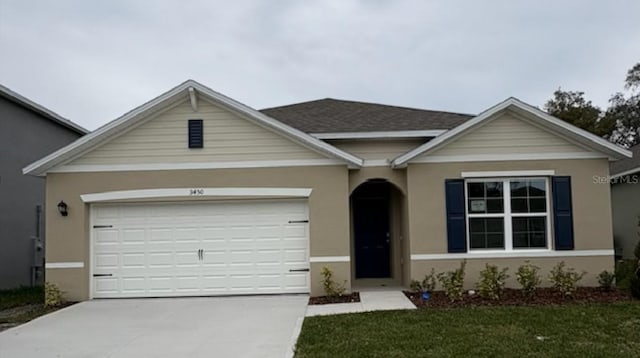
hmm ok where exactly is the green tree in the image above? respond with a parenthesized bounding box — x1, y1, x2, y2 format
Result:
(605, 62, 640, 148)
(544, 89, 614, 137)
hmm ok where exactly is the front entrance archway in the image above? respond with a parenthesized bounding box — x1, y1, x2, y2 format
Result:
(352, 180, 391, 278)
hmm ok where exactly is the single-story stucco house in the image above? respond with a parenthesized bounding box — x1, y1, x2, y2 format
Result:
(24, 80, 632, 301)
(610, 143, 640, 259)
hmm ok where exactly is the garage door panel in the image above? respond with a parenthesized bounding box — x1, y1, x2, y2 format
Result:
(92, 200, 309, 298)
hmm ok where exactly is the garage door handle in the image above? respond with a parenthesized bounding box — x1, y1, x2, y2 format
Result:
(289, 268, 310, 272)
(93, 225, 113, 228)
(288, 220, 309, 224)
(93, 274, 113, 277)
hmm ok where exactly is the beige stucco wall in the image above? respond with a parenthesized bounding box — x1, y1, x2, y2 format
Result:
(45, 165, 351, 300)
(411, 256, 613, 289)
(611, 175, 640, 259)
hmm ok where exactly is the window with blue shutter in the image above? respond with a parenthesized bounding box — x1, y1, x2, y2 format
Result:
(188, 119, 203, 148)
(445, 179, 467, 253)
(551, 176, 574, 250)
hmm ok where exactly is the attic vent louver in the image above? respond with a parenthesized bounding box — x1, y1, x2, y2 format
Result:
(188, 119, 203, 148)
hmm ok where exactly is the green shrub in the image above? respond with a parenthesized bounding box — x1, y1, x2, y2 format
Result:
(320, 266, 346, 297)
(421, 268, 438, 292)
(44, 282, 65, 307)
(477, 264, 509, 300)
(630, 275, 640, 299)
(409, 280, 423, 293)
(516, 261, 542, 299)
(437, 260, 467, 302)
(548, 261, 586, 297)
(615, 259, 637, 289)
(597, 270, 615, 291)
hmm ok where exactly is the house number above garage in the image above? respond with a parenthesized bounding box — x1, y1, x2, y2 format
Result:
(189, 189, 204, 196)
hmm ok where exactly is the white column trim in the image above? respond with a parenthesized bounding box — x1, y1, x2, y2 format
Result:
(309, 256, 351, 263)
(81, 187, 313, 203)
(411, 249, 614, 261)
(46, 262, 85, 269)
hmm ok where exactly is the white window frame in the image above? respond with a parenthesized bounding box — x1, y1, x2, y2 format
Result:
(464, 177, 552, 252)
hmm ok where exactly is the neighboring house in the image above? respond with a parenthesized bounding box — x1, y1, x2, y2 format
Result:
(0, 85, 87, 289)
(610, 143, 640, 259)
(23, 80, 631, 301)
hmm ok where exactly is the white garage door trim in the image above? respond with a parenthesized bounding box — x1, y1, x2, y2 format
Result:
(89, 199, 310, 299)
(81, 187, 313, 203)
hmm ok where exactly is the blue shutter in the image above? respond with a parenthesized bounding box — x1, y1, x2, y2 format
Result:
(445, 179, 467, 253)
(552, 176, 574, 250)
(188, 119, 203, 148)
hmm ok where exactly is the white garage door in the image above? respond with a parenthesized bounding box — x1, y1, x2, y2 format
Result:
(91, 200, 309, 298)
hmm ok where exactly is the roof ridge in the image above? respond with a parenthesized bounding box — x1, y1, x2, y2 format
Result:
(261, 97, 474, 117)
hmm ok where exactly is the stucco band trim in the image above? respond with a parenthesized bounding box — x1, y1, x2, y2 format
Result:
(411, 249, 613, 261)
(81, 188, 314, 202)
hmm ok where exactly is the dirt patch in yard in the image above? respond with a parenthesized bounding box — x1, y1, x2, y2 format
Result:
(405, 287, 635, 309)
(309, 292, 360, 305)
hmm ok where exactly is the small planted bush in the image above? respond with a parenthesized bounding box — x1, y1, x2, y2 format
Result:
(437, 260, 466, 302)
(516, 261, 542, 299)
(477, 264, 509, 300)
(597, 270, 615, 291)
(320, 266, 346, 297)
(422, 268, 437, 293)
(548, 261, 586, 297)
(44, 282, 65, 307)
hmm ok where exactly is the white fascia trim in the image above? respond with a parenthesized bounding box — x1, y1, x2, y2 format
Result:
(23, 80, 363, 176)
(410, 152, 605, 164)
(410, 249, 614, 261)
(0, 84, 88, 134)
(312, 130, 447, 140)
(46, 262, 85, 269)
(392, 98, 632, 167)
(309, 256, 351, 263)
(81, 187, 313, 203)
(610, 167, 640, 180)
(50, 159, 345, 173)
(362, 159, 390, 167)
(461, 170, 556, 178)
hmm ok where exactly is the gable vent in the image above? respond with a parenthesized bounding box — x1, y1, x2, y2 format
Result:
(188, 119, 203, 148)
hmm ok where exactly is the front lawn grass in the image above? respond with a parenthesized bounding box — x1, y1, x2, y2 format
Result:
(296, 303, 640, 357)
(0, 286, 43, 310)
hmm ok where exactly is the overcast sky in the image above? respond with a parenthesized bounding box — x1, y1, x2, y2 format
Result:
(1, 1, 639, 131)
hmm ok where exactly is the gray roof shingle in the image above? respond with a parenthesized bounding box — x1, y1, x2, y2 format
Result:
(260, 98, 473, 133)
(610, 143, 640, 175)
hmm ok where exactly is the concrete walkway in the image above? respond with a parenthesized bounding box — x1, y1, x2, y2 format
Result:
(306, 289, 415, 317)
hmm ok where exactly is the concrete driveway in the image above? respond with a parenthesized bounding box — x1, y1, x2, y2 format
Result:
(0, 295, 308, 358)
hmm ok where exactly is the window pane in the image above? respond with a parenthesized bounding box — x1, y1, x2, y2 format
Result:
(487, 234, 504, 249)
(486, 199, 504, 213)
(510, 181, 527, 197)
(512, 217, 547, 249)
(529, 180, 546, 197)
(511, 198, 528, 213)
(468, 183, 484, 198)
(513, 233, 528, 248)
(486, 182, 503, 198)
(469, 218, 504, 249)
(529, 198, 546, 213)
(470, 233, 486, 249)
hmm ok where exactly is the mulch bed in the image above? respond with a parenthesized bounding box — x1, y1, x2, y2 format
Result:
(404, 287, 635, 309)
(309, 292, 360, 305)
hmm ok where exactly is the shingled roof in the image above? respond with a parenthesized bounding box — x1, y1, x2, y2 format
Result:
(260, 98, 473, 133)
(610, 143, 640, 176)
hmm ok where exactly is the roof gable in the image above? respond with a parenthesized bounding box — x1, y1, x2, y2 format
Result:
(392, 98, 632, 167)
(24, 80, 363, 176)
